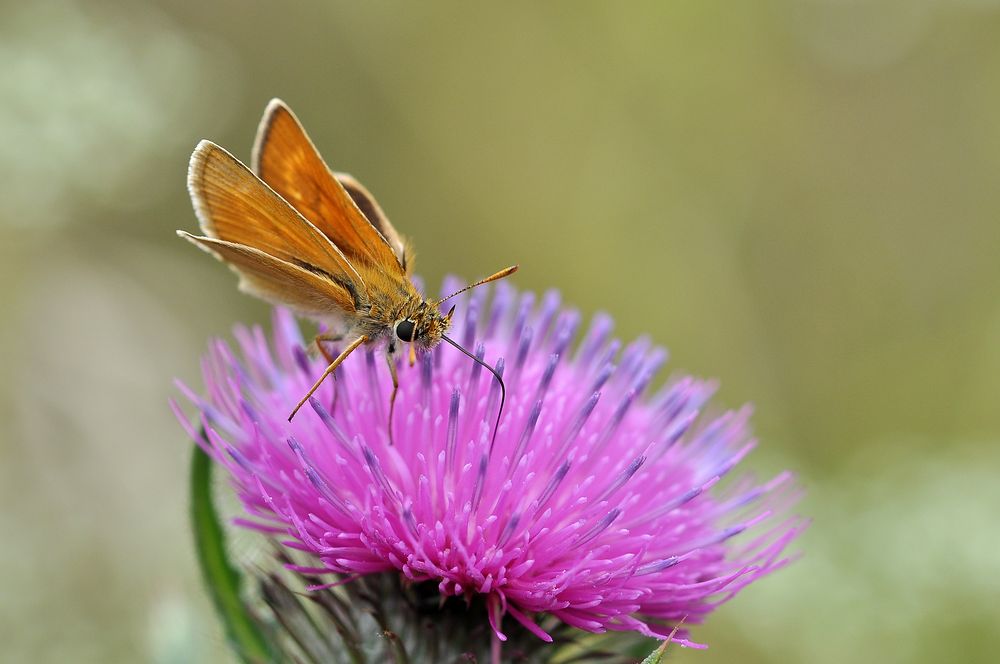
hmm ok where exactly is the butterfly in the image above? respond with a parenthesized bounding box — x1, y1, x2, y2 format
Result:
(178, 99, 517, 439)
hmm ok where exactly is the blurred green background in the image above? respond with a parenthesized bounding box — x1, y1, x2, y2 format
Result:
(3, 1, 999, 662)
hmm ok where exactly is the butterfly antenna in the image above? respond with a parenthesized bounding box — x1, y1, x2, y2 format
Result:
(441, 334, 506, 453)
(433, 265, 519, 306)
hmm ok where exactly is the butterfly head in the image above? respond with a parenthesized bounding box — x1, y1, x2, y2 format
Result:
(394, 302, 455, 351)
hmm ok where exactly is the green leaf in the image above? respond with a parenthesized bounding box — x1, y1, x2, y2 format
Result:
(639, 640, 671, 664)
(189, 442, 274, 663)
(639, 620, 685, 664)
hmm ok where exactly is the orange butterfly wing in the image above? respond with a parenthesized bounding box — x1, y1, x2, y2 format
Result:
(177, 232, 357, 316)
(334, 171, 412, 274)
(185, 140, 363, 315)
(251, 99, 409, 274)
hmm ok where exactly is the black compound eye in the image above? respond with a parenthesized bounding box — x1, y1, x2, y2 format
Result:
(395, 319, 416, 342)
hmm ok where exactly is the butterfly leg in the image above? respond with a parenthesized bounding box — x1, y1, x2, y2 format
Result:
(315, 332, 345, 413)
(314, 332, 345, 363)
(289, 335, 368, 421)
(386, 349, 400, 445)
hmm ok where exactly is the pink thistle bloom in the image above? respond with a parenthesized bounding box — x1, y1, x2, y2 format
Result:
(174, 279, 803, 651)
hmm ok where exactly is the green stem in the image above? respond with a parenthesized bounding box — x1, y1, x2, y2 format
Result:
(189, 442, 273, 663)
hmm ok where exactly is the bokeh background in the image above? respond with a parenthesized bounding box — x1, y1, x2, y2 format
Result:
(3, 1, 999, 662)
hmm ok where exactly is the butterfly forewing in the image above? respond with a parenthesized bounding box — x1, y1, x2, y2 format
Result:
(188, 140, 365, 296)
(251, 99, 407, 273)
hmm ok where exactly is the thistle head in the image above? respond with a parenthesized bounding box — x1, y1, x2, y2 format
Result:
(174, 277, 804, 659)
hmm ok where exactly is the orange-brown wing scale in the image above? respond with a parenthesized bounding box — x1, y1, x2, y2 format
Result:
(251, 99, 407, 274)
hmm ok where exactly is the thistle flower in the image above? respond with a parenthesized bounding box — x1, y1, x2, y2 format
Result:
(174, 279, 803, 660)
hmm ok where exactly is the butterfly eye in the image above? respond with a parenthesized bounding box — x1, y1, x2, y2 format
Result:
(395, 319, 416, 342)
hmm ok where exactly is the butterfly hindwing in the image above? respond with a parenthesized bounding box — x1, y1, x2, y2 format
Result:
(177, 232, 358, 317)
(335, 171, 411, 273)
